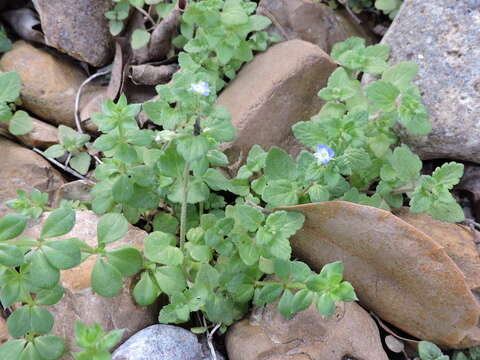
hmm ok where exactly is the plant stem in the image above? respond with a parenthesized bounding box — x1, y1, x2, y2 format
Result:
(179, 161, 190, 249)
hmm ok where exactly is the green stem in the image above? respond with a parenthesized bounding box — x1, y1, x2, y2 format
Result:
(179, 161, 190, 250)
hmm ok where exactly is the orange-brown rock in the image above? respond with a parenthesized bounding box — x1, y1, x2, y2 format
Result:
(0, 116, 58, 149)
(0, 137, 65, 216)
(217, 40, 336, 172)
(226, 301, 388, 360)
(0, 41, 103, 128)
(23, 210, 158, 355)
(282, 201, 480, 348)
(257, 0, 374, 53)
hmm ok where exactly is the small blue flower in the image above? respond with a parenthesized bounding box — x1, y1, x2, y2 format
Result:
(314, 144, 335, 165)
(190, 81, 211, 96)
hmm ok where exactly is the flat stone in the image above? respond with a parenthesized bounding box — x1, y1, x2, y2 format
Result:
(217, 39, 337, 171)
(112, 325, 223, 360)
(23, 210, 158, 354)
(226, 301, 388, 360)
(379, 0, 480, 162)
(282, 201, 480, 348)
(257, 0, 374, 53)
(0, 116, 58, 149)
(0, 41, 103, 128)
(0, 137, 64, 216)
(36, 0, 114, 67)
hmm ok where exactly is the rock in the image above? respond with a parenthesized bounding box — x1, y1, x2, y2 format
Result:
(0, 41, 102, 128)
(112, 325, 223, 360)
(0, 317, 9, 345)
(53, 180, 94, 207)
(0, 137, 64, 216)
(257, 0, 374, 53)
(226, 301, 388, 360)
(283, 201, 480, 348)
(217, 40, 336, 171)
(378, 0, 480, 163)
(22, 210, 158, 354)
(36, 0, 114, 67)
(0, 116, 58, 149)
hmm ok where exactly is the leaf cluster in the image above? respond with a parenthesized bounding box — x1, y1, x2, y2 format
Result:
(0, 71, 32, 136)
(418, 341, 480, 360)
(72, 322, 123, 360)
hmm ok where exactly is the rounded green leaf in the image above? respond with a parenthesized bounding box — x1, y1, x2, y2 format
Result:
(154, 266, 186, 295)
(30, 306, 54, 334)
(316, 293, 336, 317)
(34, 335, 65, 360)
(9, 111, 33, 136)
(0, 244, 24, 267)
(0, 214, 28, 241)
(112, 175, 134, 203)
(43, 145, 66, 159)
(0, 72, 21, 103)
(42, 239, 81, 270)
(97, 213, 129, 245)
(25, 251, 60, 289)
(69, 152, 91, 175)
(133, 271, 160, 306)
(131, 29, 151, 49)
(7, 307, 30, 338)
(35, 284, 65, 306)
(92, 258, 123, 297)
(0, 279, 21, 308)
(40, 208, 76, 239)
(106, 247, 143, 276)
(0, 339, 26, 360)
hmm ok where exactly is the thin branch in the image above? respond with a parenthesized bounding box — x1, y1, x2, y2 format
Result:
(245, 200, 272, 214)
(74, 67, 112, 134)
(206, 323, 221, 360)
(133, 5, 156, 27)
(33, 148, 94, 183)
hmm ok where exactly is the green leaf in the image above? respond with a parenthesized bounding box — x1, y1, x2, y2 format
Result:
(316, 293, 336, 317)
(9, 111, 33, 135)
(432, 162, 464, 188)
(203, 168, 230, 191)
(278, 289, 294, 318)
(264, 147, 297, 182)
(42, 239, 81, 270)
(390, 145, 422, 181)
(97, 213, 129, 245)
(249, 14, 271, 31)
(308, 184, 330, 203)
(43, 145, 66, 159)
(238, 240, 260, 266)
(176, 135, 209, 162)
(428, 201, 465, 223)
(292, 121, 326, 148)
(112, 175, 134, 203)
(254, 283, 283, 306)
(0, 339, 26, 359)
(0, 214, 27, 241)
(29, 306, 54, 334)
(41, 208, 76, 239)
(154, 266, 186, 295)
(366, 80, 400, 112)
(144, 232, 183, 266)
(7, 307, 30, 338)
(418, 341, 445, 360)
(34, 335, 65, 360)
(92, 258, 123, 297)
(109, 20, 124, 36)
(262, 180, 299, 207)
(291, 289, 313, 313)
(70, 152, 91, 175)
(106, 247, 143, 276)
(25, 251, 60, 289)
(236, 205, 264, 232)
(35, 284, 64, 306)
(382, 62, 418, 91)
(221, 0, 249, 26)
(152, 213, 179, 234)
(331, 37, 365, 63)
(133, 272, 160, 306)
(273, 259, 291, 281)
(131, 29, 151, 49)
(0, 72, 21, 102)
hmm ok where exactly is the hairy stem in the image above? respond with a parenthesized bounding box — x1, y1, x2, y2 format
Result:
(179, 161, 190, 249)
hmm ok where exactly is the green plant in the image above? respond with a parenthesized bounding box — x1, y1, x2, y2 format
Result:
(230, 37, 463, 222)
(323, 0, 402, 19)
(418, 341, 450, 360)
(72, 322, 123, 360)
(6, 189, 50, 219)
(43, 125, 92, 175)
(0, 71, 32, 136)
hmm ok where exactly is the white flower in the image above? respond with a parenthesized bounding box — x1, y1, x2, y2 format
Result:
(314, 144, 335, 165)
(190, 81, 211, 96)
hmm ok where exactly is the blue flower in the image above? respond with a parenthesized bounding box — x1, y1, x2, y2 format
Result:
(190, 81, 211, 96)
(314, 144, 335, 165)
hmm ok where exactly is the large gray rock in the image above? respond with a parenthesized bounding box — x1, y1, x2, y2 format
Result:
(217, 40, 337, 172)
(380, 0, 480, 162)
(112, 325, 223, 360)
(36, 0, 114, 67)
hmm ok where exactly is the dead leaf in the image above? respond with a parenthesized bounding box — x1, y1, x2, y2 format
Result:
(130, 63, 178, 85)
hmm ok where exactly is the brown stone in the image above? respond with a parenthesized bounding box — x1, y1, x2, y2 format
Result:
(217, 40, 336, 171)
(257, 0, 374, 53)
(282, 201, 480, 348)
(0, 116, 58, 149)
(0, 317, 9, 346)
(23, 210, 158, 354)
(0, 41, 103, 128)
(0, 137, 65, 216)
(36, 0, 114, 67)
(226, 301, 388, 360)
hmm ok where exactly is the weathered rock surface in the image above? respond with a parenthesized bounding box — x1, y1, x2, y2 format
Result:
(257, 0, 374, 53)
(0, 41, 102, 128)
(112, 325, 223, 360)
(226, 301, 388, 360)
(283, 201, 480, 348)
(36, 0, 114, 67)
(0, 137, 64, 216)
(217, 40, 336, 171)
(379, 0, 480, 163)
(23, 210, 158, 354)
(0, 116, 58, 149)
(53, 180, 93, 207)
